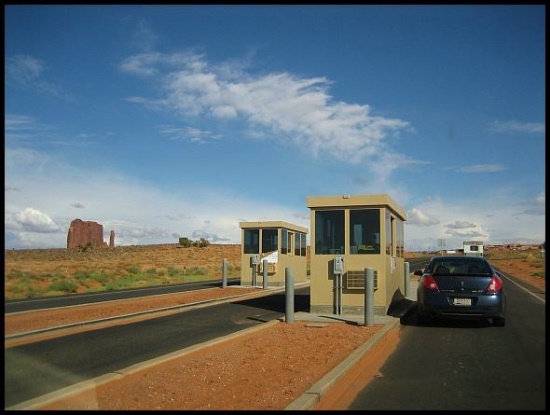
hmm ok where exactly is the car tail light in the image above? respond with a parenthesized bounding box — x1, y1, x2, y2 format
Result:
(486, 275, 503, 293)
(422, 275, 439, 290)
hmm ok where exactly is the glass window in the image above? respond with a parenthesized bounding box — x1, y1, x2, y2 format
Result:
(262, 229, 278, 254)
(294, 232, 301, 256)
(281, 229, 293, 255)
(385, 211, 393, 255)
(315, 210, 345, 254)
(349, 209, 380, 254)
(396, 218, 404, 258)
(301, 233, 307, 257)
(244, 229, 259, 254)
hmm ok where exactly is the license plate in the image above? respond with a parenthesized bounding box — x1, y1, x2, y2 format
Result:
(453, 298, 472, 306)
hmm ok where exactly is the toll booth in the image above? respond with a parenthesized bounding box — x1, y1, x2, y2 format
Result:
(240, 221, 308, 287)
(307, 194, 407, 316)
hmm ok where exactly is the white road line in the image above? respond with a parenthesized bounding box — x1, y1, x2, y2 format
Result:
(497, 272, 545, 303)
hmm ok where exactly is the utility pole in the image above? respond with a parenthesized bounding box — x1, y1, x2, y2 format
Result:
(438, 238, 446, 255)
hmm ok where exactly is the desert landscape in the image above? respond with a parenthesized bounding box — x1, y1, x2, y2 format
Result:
(4, 243, 545, 301)
(5, 244, 545, 410)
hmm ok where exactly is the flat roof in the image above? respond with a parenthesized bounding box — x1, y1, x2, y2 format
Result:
(239, 221, 308, 234)
(306, 194, 406, 220)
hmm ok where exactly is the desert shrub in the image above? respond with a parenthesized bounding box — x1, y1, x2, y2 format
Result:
(178, 237, 210, 248)
(105, 277, 136, 291)
(126, 266, 141, 275)
(143, 268, 158, 277)
(38, 272, 57, 281)
(193, 238, 210, 248)
(167, 266, 187, 278)
(7, 283, 25, 294)
(191, 266, 207, 275)
(49, 279, 79, 293)
(5, 270, 35, 282)
(74, 270, 92, 283)
(179, 237, 192, 247)
(26, 286, 45, 298)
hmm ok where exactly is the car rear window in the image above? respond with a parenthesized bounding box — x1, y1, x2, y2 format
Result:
(430, 260, 490, 275)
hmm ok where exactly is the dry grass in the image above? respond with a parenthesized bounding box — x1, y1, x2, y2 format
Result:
(5, 245, 544, 301)
(4, 244, 241, 300)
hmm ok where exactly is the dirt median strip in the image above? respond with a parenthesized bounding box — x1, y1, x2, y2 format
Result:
(8, 320, 281, 410)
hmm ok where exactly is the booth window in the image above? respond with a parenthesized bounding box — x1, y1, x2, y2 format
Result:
(293, 232, 307, 256)
(244, 229, 259, 254)
(396, 218, 404, 258)
(315, 210, 345, 254)
(282, 229, 294, 255)
(350, 209, 380, 254)
(385, 211, 394, 256)
(262, 229, 278, 254)
(294, 232, 301, 256)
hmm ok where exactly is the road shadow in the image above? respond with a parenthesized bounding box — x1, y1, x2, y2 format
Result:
(233, 289, 311, 314)
(399, 303, 494, 329)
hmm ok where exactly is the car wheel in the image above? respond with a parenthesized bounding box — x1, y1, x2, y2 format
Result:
(492, 317, 506, 327)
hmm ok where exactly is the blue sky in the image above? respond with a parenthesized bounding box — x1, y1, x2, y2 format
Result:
(5, 5, 545, 251)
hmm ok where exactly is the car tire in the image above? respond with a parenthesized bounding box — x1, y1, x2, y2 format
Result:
(492, 317, 506, 327)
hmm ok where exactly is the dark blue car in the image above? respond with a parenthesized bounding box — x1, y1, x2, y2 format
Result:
(414, 255, 506, 326)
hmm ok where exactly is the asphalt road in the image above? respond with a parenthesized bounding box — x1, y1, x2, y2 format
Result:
(4, 278, 241, 313)
(347, 270, 546, 410)
(4, 287, 310, 408)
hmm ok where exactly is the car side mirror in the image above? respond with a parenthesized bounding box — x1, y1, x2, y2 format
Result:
(413, 270, 423, 276)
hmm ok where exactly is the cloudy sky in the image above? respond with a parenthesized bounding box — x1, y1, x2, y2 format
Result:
(5, 5, 545, 251)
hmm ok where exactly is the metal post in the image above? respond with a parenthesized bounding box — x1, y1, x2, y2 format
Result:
(222, 258, 228, 288)
(339, 274, 343, 315)
(262, 259, 268, 289)
(334, 273, 340, 315)
(364, 267, 375, 326)
(285, 267, 294, 324)
(404, 262, 410, 298)
(252, 263, 257, 287)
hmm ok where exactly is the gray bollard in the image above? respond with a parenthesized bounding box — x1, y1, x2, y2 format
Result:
(222, 258, 228, 288)
(285, 267, 294, 324)
(404, 262, 410, 298)
(364, 267, 375, 326)
(262, 259, 268, 289)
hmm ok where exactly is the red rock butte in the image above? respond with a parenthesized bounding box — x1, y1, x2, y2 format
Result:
(67, 219, 107, 249)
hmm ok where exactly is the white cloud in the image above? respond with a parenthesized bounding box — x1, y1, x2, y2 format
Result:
(119, 51, 411, 167)
(406, 208, 440, 226)
(158, 126, 221, 144)
(489, 120, 545, 134)
(6, 54, 66, 98)
(446, 220, 477, 229)
(5, 207, 61, 233)
(519, 191, 545, 215)
(405, 189, 545, 250)
(456, 164, 506, 173)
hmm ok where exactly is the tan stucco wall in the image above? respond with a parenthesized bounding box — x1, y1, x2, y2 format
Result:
(307, 194, 406, 315)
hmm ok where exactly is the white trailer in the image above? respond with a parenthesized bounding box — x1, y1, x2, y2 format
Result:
(463, 240, 484, 257)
